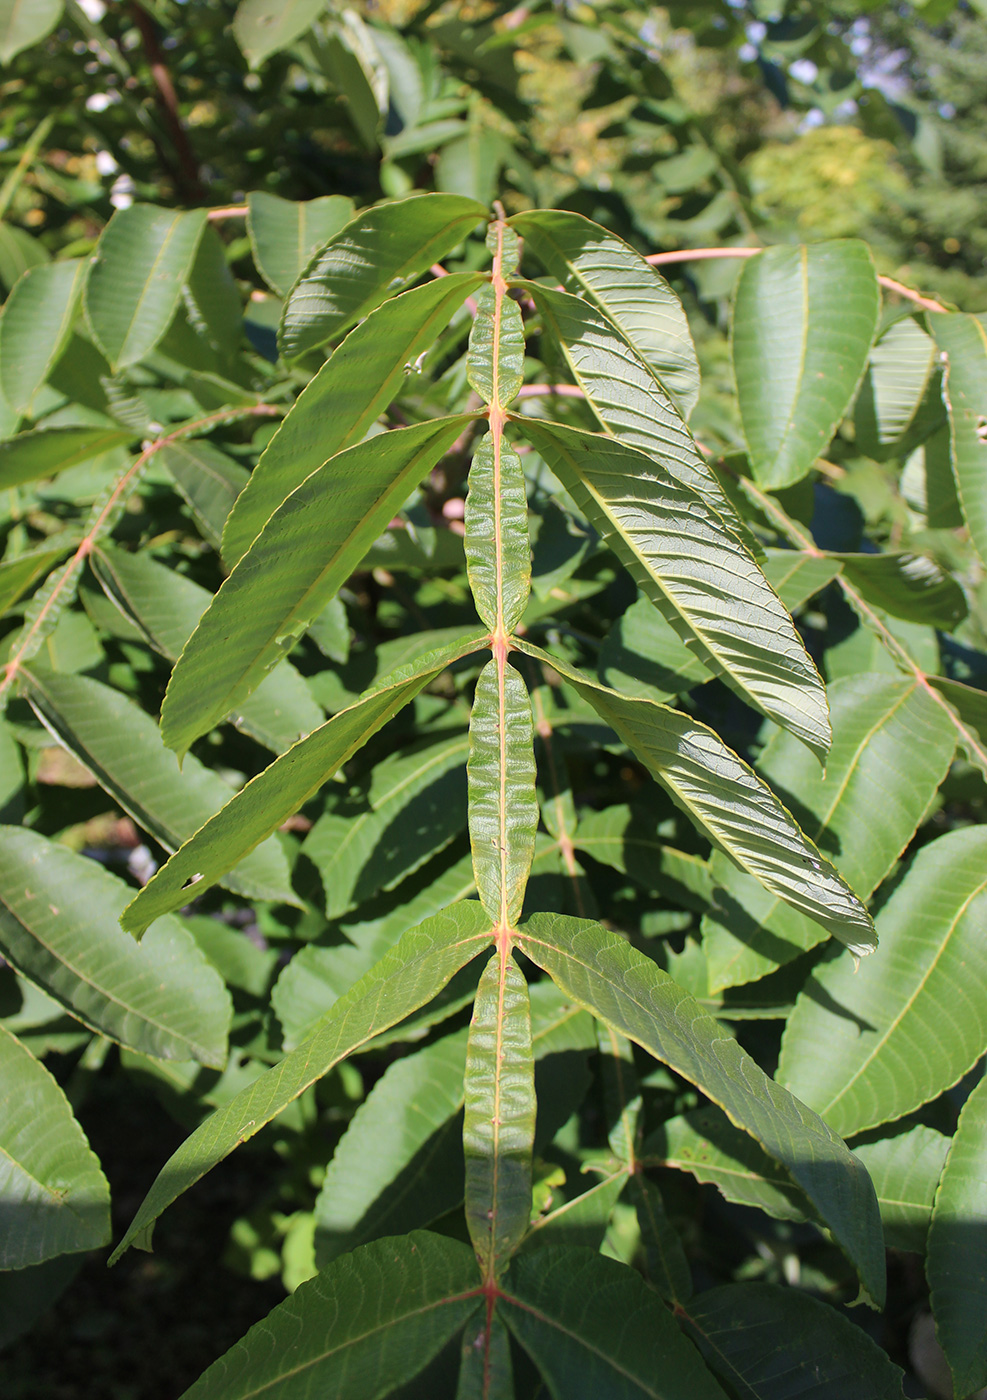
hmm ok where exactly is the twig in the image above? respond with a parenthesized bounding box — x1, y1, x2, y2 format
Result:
(645, 246, 949, 313)
(0, 404, 279, 704)
(129, 1, 203, 201)
(207, 205, 248, 221)
(0, 113, 56, 222)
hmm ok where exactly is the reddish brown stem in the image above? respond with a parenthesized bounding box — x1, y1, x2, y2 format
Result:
(129, 1, 203, 201)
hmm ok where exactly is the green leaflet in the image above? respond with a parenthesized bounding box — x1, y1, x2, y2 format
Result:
(573, 806, 712, 911)
(931, 312, 987, 567)
(24, 667, 296, 906)
(91, 545, 323, 754)
(761, 549, 843, 611)
(246, 191, 356, 296)
(732, 241, 880, 488)
(84, 206, 207, 372)
(0, 827, 231, 1066)
(224, 274, 483, 565)
(852, 1124, 950, 1254)
(179, 1232, 481, 1400)
(232, 0, 328, 68)
(854, 314, 943, 461)
(646, 1106, 814, 1224)
(122, 631, 484, 935)
(518, 912, 885, 1303)
(279, 192, 487, 358)
(156, 439, 249, 554)
(597, 1021, 641, 1163)
(110, 902, 493, 1261)
(0, 543, 72, 615)
(526, 281, 747, 543)
(0, 0, 61, 63)
(303, 730, 469, 919)
(928, 1074, 987, 1399)
(313, 980, 593, 1266)
(466, 285, 524, 408)
(515, 640, 875, 957)
(464, 433, 531, 632)
(778, 826, 987, 1138)
(457, 1313, 514, 1400)
(600, 594, 712, 704)
(500, 1247, 729, 1400)
(517, 419, 831, 761)
(0, 427, 132, 489)
(0, 1023, 111, 1269)
(161, 414, 474, 760)
(468, 658, 539, 928)
(510, 208, 700, 418)
(315, 1028, 469, 1266)
(628, 1175, 692, 1305)
(702, 674, 956, 992)
(835, 551, 967, 629)
(464, 950, 535, 1279)
(0, 257, 85, 415)
(926, 673, 987, 779)
(682, 1283, 907, 1400)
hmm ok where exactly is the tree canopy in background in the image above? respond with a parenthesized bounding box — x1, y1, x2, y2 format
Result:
(1, 3, 986, 1399)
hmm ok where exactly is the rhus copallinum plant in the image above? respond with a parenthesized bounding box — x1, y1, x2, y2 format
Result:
(2, 182, 987, 1399)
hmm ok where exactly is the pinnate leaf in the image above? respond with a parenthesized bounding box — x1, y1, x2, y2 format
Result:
(702, 674, 955, 991)
(0, 258, 85, 415)
(515, 641, 875, 957)
(468, 658, 538, 928)
(247, 190, 355, 296)
(225, 274, 482, 564)
(682, 1282, 907, 1399)
(931, 311, 987, 567)
(500, 1246, 729, 1399)
(510, 208, 700, 418)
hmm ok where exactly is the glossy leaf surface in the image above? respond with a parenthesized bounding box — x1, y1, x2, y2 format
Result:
(225, 274, 481, 564)
(279, 193, 486, 358)
(463, 950, 535, 1279)
(464, 433, 530, 633)
(518, 420, 830, 759)
(247, 191, 355, 295)
(516, 641, 874, 956)
(511, 208, 700, 417)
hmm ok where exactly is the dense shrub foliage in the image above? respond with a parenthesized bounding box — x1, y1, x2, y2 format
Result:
(1, 3, 986, 1398)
